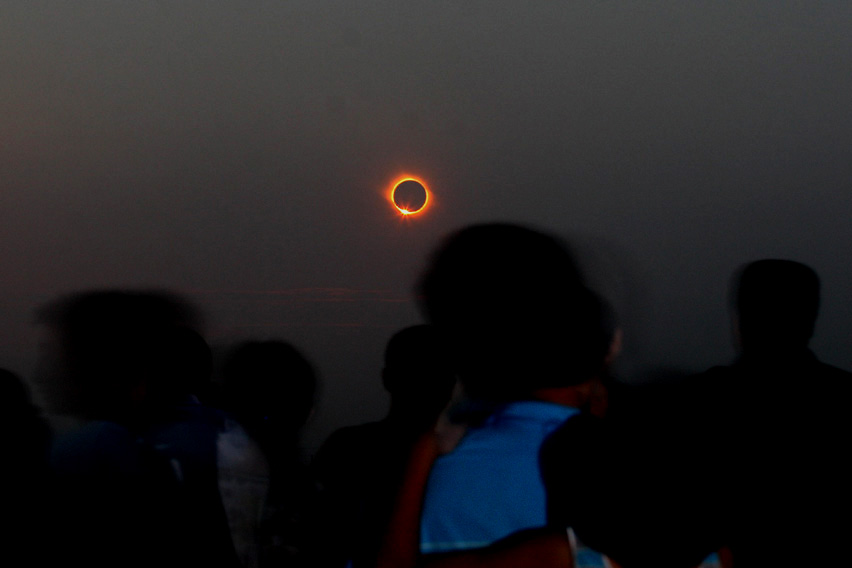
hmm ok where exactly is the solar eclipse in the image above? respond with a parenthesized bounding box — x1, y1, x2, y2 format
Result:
(390, 177, 429, 216)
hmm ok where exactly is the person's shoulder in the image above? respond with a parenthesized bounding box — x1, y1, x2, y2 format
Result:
(427, 411, 525, 473)
(51, 419, 147, 476)
(317, 421, 385, 454)
(811, 359, 852, 408)
(814, 359, 852, 380)
(475, 401, 580, 439)
(687, 364, 741, 390)
(311, 421, 386, 474)
(539, 413, 603, 460)
(786, 352, 852, 396)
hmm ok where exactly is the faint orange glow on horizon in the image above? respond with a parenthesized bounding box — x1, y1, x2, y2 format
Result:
(388, 175, 430, 217)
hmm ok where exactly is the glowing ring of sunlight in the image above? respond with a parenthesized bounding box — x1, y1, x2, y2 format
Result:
(389, 177, 430, 216)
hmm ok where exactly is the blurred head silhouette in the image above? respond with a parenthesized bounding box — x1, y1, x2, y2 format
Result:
(223, 340, 317, 447)
(382, 324, 456, 425)
(733, 259, 820, 354)
(37, 290, 201, 421)
(418, 223, 612, 401)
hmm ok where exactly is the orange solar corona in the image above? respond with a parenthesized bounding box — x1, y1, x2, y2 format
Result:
(389, 176, 430, 216)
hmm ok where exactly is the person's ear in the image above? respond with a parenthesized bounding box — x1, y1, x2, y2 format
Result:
(605, 328, 623, 367)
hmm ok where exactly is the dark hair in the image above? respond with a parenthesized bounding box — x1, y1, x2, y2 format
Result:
(383, 325, 453, 379)
(37, 290, 200, 418)
(223, 340, 317, 433)
(382, 324, 456, 415)
(733, 259, 820, 351)
(418, 223, 612, 400)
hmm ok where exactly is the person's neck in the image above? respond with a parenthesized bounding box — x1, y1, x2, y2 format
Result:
(531, 380, 596, 409)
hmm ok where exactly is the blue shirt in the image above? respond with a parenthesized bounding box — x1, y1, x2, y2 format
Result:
(420, 400, 580, 553)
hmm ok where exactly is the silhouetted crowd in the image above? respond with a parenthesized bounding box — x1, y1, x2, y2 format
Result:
(2, 223, 849, 567)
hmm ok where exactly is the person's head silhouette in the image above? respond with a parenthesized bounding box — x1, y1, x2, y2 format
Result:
(37, 290, 199, 421)
(223, 340, 317, 448)
(733, 259, 820, 354)
(382, 324, 456, 426)
(418, 223, 611, 401)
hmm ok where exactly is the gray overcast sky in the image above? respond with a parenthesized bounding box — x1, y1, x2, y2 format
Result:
(2, 2, 851, 448)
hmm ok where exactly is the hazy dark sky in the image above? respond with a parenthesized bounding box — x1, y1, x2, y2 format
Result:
(3, 2, 851, 449)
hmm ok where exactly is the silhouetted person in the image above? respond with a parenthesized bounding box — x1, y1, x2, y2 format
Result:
(0, 367, 51, 480)
(224, 341, 316, 454)
(413, 224, 617, 560)
(222, 340, 319, 568)
(541, 259, 852, 567)
(38, 290, 239, 568)
(0, 368, 51, 563)
(311, 324, 457, 568)
(141, 325, 243, 568)
(698, 259, 850, 566)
